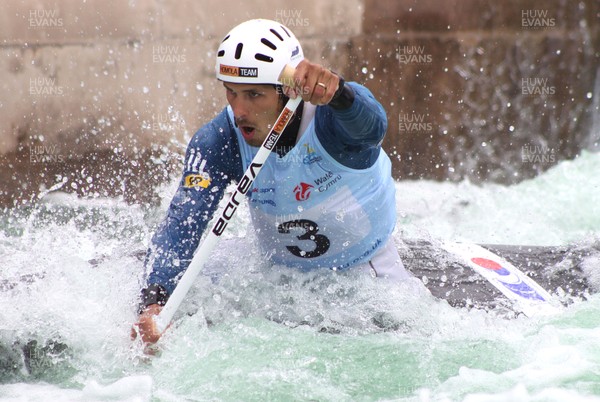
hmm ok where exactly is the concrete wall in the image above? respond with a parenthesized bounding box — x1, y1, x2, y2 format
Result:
(0, 0, 598, 207)
(0, 0, 362, 206)
(357, 0, 600, 182)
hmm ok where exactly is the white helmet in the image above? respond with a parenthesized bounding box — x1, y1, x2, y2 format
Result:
(215, 19, 304, 85)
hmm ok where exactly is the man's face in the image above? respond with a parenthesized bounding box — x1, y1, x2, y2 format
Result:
(223, 82, 283, 147)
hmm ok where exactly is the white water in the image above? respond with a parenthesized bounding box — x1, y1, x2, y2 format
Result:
(0, 151, 599, 401)
(397, 151, 600, 246)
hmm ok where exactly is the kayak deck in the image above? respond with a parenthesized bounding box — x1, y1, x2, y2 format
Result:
(400, 239, 594, 309)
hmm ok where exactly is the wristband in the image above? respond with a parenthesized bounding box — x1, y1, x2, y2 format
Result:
(328, 76, 355, 110)
(138, 283, 169, 314)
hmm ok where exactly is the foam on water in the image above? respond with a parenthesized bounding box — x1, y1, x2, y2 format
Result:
(0, 375, 152, 402)
(0, 152, 599, 401)
(397, 150, 600, 246)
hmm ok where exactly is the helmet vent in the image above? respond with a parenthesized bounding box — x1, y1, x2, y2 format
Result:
(255, 53, 274, 63)
(279, 26, 291, 37)
(234, 43, 243, 59)
(261, 38, 277, 50)
(269, 29, 284, 41)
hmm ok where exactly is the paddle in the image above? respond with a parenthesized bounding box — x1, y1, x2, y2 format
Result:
(153, 65, 300, 333)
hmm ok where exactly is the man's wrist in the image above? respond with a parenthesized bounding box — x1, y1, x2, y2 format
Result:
(328, 76, 355, 110)
(138, 284, 169, 314)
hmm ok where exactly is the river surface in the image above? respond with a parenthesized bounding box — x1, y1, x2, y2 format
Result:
(0, 151, 599, 401)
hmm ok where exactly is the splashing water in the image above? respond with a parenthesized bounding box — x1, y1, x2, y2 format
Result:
(0, 152, 599, 401)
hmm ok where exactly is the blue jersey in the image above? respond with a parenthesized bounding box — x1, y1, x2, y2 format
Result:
(146, 82, 395, 294)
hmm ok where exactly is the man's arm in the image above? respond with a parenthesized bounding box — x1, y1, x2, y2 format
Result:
(141, 109, 242, 306)
(315, 81, 388, 169)
(133, 110, 242, 346)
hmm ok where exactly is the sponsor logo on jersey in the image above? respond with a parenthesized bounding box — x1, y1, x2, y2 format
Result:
(219, 64, 258, 78)
(302, 143, 322, 165)
(252, 187, 275, 194)
(313, 171, 342, 193)
(250, 187, 276, 206)
(184, 150, 211, 188)
(339, 238, 382, 270)
(293, 171, 343, 201)
(184, 174, 211, 188)
(294, 182, 313, 201)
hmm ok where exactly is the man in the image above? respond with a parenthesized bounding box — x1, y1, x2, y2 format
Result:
(133, 19, 411, 344)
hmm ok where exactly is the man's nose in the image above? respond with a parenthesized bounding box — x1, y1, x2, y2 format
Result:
(229, 97, 249, 122)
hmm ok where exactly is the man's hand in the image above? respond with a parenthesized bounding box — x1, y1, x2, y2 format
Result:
(283, 59, 340, 105)
(131, 304, 163, 345)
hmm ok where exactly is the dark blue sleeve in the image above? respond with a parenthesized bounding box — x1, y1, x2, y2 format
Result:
(145, 109, 243, 294)
(315, 82, 388, 169)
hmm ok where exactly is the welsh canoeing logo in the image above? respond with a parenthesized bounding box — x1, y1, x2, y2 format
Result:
(471, 257, 545, 301)
(302, 143, 322, 165)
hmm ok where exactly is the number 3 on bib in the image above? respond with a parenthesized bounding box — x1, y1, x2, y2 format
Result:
(277, 219, 330, 258)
